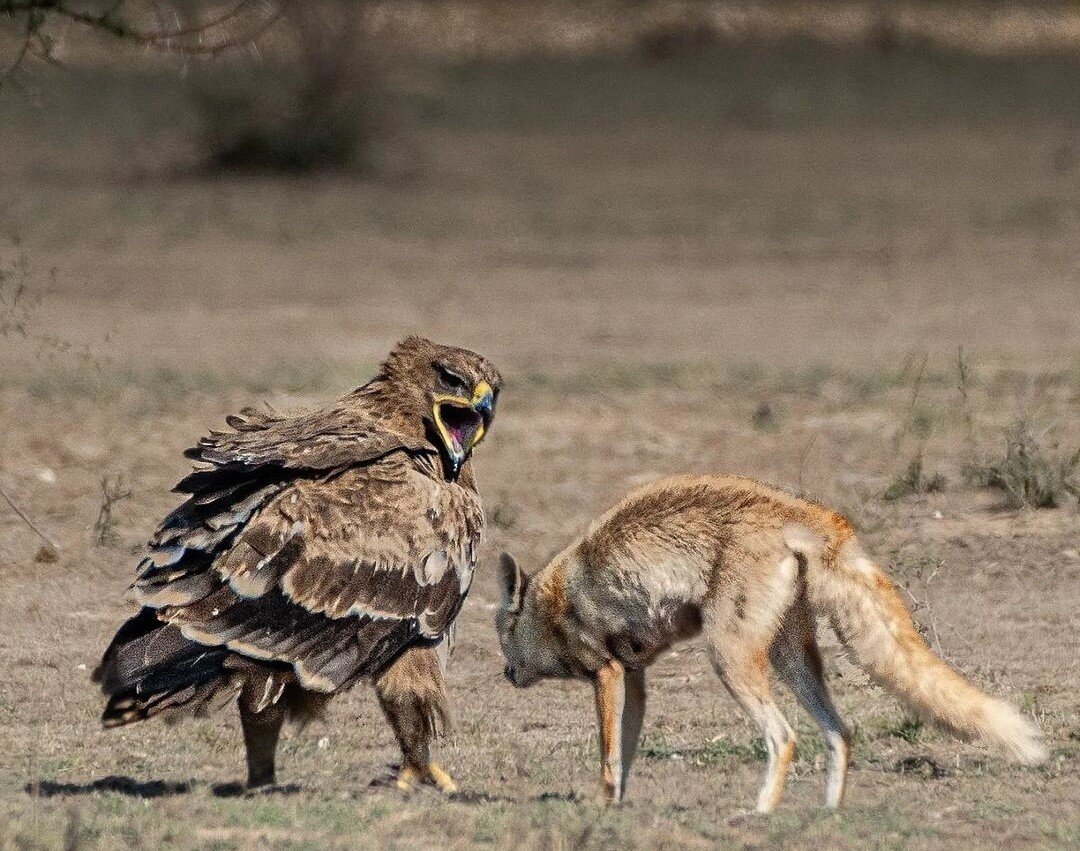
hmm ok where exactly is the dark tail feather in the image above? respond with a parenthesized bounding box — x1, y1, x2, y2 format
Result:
(95, 608, 233, 727)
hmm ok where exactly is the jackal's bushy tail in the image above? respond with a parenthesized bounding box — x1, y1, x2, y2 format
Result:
(782, 524, 1046, 765)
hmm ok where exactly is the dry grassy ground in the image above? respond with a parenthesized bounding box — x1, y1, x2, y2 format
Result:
(0, 37, 1078, 850)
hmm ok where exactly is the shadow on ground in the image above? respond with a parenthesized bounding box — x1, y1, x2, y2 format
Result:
(26, 776, 192, 798)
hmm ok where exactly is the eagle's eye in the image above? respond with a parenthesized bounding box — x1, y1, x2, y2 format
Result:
(434, 363, 469, 395)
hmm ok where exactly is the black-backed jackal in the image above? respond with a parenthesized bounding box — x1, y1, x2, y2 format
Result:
(496, 475, 1046, 811)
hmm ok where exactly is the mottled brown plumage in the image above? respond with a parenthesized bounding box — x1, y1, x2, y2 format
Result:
(94, 336, 501, 791)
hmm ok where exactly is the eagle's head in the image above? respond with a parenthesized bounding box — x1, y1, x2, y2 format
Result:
(381, 336, 502, 477)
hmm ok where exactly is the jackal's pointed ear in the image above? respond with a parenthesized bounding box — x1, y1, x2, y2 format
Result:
(498, 551, 527, 613)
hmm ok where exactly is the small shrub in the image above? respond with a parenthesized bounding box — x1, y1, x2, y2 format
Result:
(883, 456, 946, 501)
(190, 2, 374, 173)
(964, 422, 1079, 508)
(893, 755, 948, 778)
(94, 474, 132, 547)
(637, 16, 718, 62)
(909, 405, 943, 440)
(751, 400, 777, 431)
(888, 717, 924, 744)
(489, 502, 520, 531)
(0, 252, 32, 339)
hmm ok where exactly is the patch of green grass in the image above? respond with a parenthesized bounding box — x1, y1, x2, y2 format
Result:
(768, 802, 944, 846)
(1040, 822, 1080, 846)
(473, 803, 510, 844)
(648, 361, 911, 401)
(844, 369, 903, 400)
(971, 797, 1026, 820)
(887, 717, 924, 745)
(883, 456, 946, 501)
(791, 725, 828, 765)
(908, 405, 945, 440)
(7, 362, 366, 403)
(515, 362, 703, 395)
(639, 732, 763, 766)
(728, 362, 767, 389)
(772, 364, 835, 397)
(212, 796, 294, 829)
(638, 732, 680, 760)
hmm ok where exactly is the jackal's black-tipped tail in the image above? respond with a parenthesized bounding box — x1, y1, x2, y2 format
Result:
(94, 608, 233, 727)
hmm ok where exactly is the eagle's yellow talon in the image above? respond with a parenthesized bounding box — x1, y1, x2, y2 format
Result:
(394, 763, 457, 794)
(395, 765, 422, 792)
(426, 763, 458, 794)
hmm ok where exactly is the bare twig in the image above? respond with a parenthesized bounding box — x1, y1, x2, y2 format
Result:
(956, 345, 978, 456)
(1, 0, 293, 81)
(899, 581, 947, 660)
(892, 350, 928, 454)
(49, 0, 291, 54)
(0, 481, 57, 551)
(897, 557, 977, 662)
(0, 12, 35, 87)
(93, 473, 132, 547)
(795, 432, 818, 493)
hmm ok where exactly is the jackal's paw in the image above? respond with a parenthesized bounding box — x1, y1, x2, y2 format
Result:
(395, 763, 458, 794)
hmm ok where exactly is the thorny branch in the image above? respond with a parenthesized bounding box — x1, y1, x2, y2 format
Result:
(898, 558, 976, 664)
(1, 0, 292, 85)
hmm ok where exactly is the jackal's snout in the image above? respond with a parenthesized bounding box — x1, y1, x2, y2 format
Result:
(502, 663, 533, 688)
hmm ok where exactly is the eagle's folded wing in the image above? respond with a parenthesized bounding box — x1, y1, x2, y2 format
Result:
(176, 401, 429, 491)
(133, 456, 482, 693)
(133, 399, 430, 607)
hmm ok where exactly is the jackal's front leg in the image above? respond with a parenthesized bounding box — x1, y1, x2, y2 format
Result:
(593, 660, 645, 804)
(375, 645, 457, 794)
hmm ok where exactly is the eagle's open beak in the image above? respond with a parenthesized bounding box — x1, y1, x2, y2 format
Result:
(433, 380, 494, 471)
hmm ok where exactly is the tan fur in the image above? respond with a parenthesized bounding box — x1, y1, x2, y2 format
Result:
(496, 475, 1046, 812)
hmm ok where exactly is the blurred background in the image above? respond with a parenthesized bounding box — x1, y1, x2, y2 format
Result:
(1, 2, 1078, 848)
(3, 0, 1080, 378)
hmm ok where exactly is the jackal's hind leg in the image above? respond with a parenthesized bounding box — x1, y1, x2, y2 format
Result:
(771, 596, 851, 809)
(620, 668, 647, 798)
(708, 643, 795, 813)
(703, 554, 800, 813)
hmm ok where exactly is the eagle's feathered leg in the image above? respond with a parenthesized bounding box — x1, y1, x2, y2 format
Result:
(238, 682, 287, 788)
(375, 644, 456, 794)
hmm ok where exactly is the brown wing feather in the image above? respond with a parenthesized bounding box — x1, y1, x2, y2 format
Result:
(179, 398, 429, 486)
(100, 339, 499, 722)
(135, 389, 433, 607)
(133, 454, 483, 693)
(273, 460, 482, 630)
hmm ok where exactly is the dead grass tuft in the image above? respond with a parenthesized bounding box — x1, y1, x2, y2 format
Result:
(963, 422, 1079, 508)
(883, 456, 946, 501)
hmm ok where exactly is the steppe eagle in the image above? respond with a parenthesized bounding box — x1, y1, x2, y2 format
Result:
(94, 336, 501, 792)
